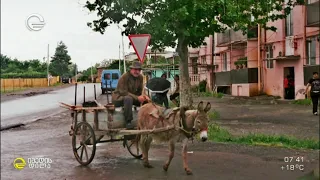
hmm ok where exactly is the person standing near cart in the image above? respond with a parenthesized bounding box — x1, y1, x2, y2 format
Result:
(152, 73, 170, 108)
(170, 75, 180, 107)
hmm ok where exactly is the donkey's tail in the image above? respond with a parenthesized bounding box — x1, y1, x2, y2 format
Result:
(135, 127, 141, 145)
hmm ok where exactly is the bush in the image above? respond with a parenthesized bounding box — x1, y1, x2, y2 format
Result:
(199, 80, 207, 92)
(1, 72, 47, 78)
(213, 92, 224, 98)
(191, 85, 199, 93)
(292, 99, 312, 105)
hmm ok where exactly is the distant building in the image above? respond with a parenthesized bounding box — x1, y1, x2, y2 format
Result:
(189, 1, 320, 100)
(96, 59, 122, 83)
(125, 48, 176, 62)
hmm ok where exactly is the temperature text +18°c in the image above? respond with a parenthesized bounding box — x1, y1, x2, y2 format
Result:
(281, 164, 304, 171)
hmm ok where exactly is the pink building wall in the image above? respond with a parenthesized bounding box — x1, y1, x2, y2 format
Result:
(190, 5, 319, 98)
(263, 5, 320, 99)
(188, 35, 215, 90)
(247, 40, 259, 68)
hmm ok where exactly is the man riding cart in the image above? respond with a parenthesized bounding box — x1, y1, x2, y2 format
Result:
(112, 61, 150, 129)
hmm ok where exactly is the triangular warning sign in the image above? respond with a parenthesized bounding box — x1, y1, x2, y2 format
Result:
(128, 34, 151, 64)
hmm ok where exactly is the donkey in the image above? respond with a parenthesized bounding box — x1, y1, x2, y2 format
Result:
(137, 101, 211, 175)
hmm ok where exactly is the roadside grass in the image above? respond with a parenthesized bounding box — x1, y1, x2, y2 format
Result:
(292, 99, 312, 105)
(0, 87, 29, 94)
(200, 92, 224, 98)
(52, 82, 63, 87)
(207, 123, 319, 150)
(1, 83, 65, 94)
(208, 110, 221, 120)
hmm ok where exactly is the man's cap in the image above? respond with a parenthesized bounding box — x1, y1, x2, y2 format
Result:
(130, 61, 142, 69)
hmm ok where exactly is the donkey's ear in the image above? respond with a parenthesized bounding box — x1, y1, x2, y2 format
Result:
(197, 101, 204, 111)
(204, 102, 211, 113)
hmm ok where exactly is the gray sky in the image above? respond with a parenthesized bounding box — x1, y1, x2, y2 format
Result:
(1, 0, 173, 71)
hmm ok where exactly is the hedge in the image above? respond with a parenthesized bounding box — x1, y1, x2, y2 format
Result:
(1, 72, 47, 78)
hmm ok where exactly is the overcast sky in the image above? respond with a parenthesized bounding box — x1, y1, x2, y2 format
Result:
(1, 0, 174, 71)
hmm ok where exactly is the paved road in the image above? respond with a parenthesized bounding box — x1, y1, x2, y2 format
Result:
(1, 111, 318, 180)
(1, 83, 101, 129)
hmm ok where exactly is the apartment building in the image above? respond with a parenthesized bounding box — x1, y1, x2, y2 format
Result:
(188, 35, 216, 91)
(190, 2, 319, 99)
(262, 1, 319, 99)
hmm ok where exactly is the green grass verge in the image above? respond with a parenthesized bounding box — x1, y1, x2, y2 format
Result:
(200, 92, 224, 98)
(1, 87, 29, 94)
(292, 99, 312, 105)
(207, 123, 319, 150)
(208, 110, 221, 120)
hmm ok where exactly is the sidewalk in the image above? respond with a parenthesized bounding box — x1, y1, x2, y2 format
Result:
(195, 96, 319, 140)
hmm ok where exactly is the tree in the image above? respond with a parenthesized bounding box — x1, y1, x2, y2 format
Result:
(49, 41, 72, 77)
(84, 0, 303, 107)
(78, 64, 100, 82)
(1, 54, 48, 78)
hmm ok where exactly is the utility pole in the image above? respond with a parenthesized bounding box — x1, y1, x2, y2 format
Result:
(121, 34, 126, 72)
(119, 43, 121, 72)
(117, 25, 126, 72)
(257, 24, 261, 94)
(47, 44, 50, 86)
(75, 64, 77, 83)
(90, 62, 93, 83)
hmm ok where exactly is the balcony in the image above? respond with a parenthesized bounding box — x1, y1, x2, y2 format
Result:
(216, 26, 258, 47)
(306, 0, 320, 27)
(214, 68, 258, 86)
(190, 74, 200, 85)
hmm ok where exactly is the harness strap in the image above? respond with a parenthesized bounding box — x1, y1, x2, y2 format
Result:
(179, 116, 195, 139)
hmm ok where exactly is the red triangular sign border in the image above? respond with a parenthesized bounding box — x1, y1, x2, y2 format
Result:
(128, 34, 151, 64)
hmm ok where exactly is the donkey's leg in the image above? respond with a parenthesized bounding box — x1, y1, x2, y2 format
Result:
(142, 136, 153, 168)
(181, 138, 192, 175)
(163, 140, 175, 171)
(139, 135, 149, 167)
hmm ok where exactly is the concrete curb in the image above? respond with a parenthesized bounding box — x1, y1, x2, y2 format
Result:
(1, 123, 25, 131)
(1, 109, 67, 131)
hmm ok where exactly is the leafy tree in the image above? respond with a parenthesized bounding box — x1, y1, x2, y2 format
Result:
(99, 59, 133, 74)
(84, 0, 303, 107)
(49, 41, 72, 77)
(1, 54, 49, 78)
(79, 65, 98, 82)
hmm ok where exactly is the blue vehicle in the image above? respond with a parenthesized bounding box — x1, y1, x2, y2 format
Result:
(101, 69, 121, 94)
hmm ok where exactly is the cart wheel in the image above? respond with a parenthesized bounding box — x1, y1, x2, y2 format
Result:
(125, 138, 142, 159)
(72, 122, 96, 166)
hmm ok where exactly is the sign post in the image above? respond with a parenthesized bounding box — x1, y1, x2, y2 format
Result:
(128, 34, 151, 64)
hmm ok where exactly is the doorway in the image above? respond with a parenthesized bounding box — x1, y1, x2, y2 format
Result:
(284, 67, 295, 99)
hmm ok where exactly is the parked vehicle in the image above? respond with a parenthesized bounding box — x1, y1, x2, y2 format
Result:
(61, 77, 70, 84)
(101, 69, 121, 94)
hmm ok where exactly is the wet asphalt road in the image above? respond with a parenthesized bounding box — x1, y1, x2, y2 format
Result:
(1, 83, 101, 129)
(1, 110, 319, 180)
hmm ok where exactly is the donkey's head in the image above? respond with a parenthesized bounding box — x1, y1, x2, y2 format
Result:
(192, 101, 211, 142)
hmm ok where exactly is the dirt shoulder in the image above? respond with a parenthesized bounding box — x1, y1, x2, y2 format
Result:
(194, 97, 319, 141)
(0, 84, 73, 102)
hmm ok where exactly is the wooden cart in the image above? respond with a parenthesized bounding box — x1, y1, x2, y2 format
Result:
(60, 83, 174, 166)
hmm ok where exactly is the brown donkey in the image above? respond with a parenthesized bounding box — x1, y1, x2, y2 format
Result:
(137, 101, 211, 175)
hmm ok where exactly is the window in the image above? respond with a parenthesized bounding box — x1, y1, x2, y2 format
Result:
(285, 10, 293, 36)
(306, 37, 316, 65)
(222, 52, 228, 71)
(265, 44, 274, 69)
(112, 73, 119, 80)
(308, 0, 318, 4)
(104, 73, 110, 79)
(201, 56, 206, 64)
(191, 58, 198, 74)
